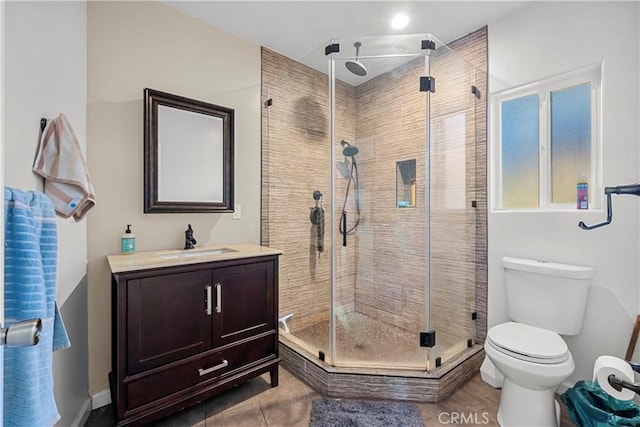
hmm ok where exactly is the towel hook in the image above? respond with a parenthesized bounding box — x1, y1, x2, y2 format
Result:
(579, 183, 640, 230)
(40, 118, 47, 132)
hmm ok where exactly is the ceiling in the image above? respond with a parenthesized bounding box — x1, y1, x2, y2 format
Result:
(163, 1, 533, 84)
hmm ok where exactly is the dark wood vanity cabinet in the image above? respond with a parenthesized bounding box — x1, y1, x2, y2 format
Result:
(109, 254, 280, 426)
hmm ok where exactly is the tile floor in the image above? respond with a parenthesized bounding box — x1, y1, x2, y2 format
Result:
(85, 366, 576, 426)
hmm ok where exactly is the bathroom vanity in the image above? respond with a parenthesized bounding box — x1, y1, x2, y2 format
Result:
(107, 243, 282, 426)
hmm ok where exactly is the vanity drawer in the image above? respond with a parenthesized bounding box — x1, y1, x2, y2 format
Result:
(125, 333, 276, 410)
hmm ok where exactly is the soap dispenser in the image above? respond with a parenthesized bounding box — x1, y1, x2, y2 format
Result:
(121, 224, 136, 254)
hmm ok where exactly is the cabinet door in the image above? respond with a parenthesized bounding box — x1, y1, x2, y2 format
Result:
(127, 269, 213, 374)
(213, 260, 275, 347)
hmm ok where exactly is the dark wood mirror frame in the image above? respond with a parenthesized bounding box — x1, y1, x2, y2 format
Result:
(144, 88, 234, 213)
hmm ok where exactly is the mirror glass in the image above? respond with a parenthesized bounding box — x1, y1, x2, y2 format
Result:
(144, 88, 234, 213)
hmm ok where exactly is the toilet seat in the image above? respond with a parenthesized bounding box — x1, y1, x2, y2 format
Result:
(487, 322, 569, 364)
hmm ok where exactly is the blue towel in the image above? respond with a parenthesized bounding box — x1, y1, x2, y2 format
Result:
(4, 187, 70, 427)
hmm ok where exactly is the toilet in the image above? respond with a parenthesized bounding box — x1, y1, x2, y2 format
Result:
(482, 257, 593, 427)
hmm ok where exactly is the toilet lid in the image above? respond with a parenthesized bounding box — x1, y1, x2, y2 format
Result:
(487, 322, 569, 363)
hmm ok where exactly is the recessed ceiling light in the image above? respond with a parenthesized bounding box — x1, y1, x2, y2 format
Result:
(391, 13, 409, 30)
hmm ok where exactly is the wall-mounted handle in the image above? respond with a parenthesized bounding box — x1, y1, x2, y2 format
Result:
(342, 211, 347, 247)
(198, 359, 228, 376)
(215, 283, 222, 313)
(1, 318, 42, 347)
(205, 285, 212, 315)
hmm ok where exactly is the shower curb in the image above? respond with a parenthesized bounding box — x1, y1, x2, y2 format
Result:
(279, 338, 485, 402)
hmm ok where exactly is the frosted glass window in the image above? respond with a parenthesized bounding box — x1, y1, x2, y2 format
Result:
(550, 83, 591, 204)
(501, 94, 539, 208)
(493, 64, 600, 211)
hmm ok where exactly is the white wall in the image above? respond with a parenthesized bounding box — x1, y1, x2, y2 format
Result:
(3, 1, 90, 425)
(488, 1, 640, 385)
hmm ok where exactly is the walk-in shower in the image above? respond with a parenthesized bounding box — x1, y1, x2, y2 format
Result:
(261, 28, 488, 401)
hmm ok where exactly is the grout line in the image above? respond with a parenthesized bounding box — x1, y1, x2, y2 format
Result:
(259, 400, 269, 426)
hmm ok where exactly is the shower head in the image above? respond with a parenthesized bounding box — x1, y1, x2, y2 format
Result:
(345, 42, 367, 77)
(340, 140, 359, 157)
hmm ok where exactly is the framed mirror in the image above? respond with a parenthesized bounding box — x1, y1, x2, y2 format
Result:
(144, 88, 234, 213)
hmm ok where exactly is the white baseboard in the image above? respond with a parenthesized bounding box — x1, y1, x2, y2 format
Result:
(91, 388, 112, 410)
(69, 397, 92, 427)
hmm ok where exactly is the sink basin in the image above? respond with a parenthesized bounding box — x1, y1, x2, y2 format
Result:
(159, 248, 237, 260)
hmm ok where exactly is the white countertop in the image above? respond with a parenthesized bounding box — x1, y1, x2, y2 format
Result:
(107, 243, 283, 273)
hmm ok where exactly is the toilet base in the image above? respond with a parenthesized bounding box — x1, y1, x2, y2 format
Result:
(497, 378, 560, 427)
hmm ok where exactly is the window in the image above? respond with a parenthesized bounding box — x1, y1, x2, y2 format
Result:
(493, 64, 601, 210)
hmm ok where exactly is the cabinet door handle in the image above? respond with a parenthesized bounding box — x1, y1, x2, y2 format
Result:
(205, 285, 212, 316)
(215, 283, 222, 313)
(197, 359, 228, 376)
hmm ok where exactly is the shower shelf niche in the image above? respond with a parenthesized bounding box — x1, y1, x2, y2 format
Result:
(396, 159, 416, 208)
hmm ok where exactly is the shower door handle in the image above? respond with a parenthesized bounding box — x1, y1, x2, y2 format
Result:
(342, 211, 347, 246)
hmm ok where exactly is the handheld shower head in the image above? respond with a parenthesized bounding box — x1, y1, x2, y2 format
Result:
(345, 42, 367, 77)
(340, 140, 359, 157)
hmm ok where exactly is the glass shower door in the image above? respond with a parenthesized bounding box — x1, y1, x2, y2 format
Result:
(261, 46, 333, 363)
(427, 41, 479, 366)
(329, 34, 432, 370)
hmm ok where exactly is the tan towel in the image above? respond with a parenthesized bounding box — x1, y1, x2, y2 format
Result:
(33, 113, 96, 221)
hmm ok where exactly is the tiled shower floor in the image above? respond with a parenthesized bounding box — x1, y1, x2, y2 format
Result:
(290, 311, 440, 368)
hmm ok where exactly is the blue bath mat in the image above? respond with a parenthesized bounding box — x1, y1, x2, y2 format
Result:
(310, 397, 424, 427)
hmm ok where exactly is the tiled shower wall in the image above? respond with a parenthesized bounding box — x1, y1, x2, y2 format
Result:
(261, 48, 355, 332)
(261, 27, 487, 358)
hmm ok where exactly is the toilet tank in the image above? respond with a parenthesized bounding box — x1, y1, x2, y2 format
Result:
(503, 257, 594, 335)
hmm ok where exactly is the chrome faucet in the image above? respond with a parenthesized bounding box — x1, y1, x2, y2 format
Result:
(184, 224, 197, 249)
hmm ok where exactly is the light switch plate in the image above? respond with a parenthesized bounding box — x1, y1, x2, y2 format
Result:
(232, 204, 241, 220)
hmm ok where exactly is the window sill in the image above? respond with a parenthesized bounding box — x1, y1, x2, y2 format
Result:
(491, 208, 603, 214)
